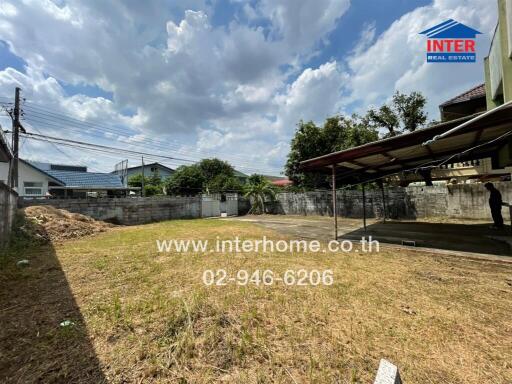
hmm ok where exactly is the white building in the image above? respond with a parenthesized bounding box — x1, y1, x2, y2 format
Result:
(0, 159, 136, 198)
(0, 159, 64, 197)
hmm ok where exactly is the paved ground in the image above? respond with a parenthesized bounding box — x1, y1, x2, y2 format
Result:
(230, 215, 512, 259)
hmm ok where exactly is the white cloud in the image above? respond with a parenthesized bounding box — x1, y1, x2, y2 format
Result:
(0, 0, 350, 174)
(258, 0, 350, 51)
(274, 61, 347, 134)
(0, 0, 496, 175)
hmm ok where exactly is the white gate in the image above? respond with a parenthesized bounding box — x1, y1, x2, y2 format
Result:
(201, 194, 221, 218)
(202, 193, 238, 217)
(225, 193, 238, 216)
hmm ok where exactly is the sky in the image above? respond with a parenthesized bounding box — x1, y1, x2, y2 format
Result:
(0, 0, 499, 176)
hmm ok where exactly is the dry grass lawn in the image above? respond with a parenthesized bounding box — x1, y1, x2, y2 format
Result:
(1, 218, 512, 383)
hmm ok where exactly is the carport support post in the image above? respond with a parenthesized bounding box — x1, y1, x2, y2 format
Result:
(332, 165, 337, 240)
(362, 183, 367, 232)
(510, 205, 512, 235)
(378, 180, 387, 222)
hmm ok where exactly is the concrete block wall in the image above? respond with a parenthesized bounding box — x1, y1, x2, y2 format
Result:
(406, 182, 512, 220)
(0, 182, 18, 246)
(20, 196, 202, 225)
(275, 181, 512, 221)
(275, 189, 408, 219)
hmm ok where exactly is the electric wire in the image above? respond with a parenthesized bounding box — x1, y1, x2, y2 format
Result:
(9, 100, 277, 168)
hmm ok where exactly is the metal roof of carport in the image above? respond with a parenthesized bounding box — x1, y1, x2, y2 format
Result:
(300, 102, 512, 183)
(299, 101, 512, 240)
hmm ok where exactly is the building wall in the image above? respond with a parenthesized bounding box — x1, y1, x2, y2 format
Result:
(126, 165, 174, 181)
(0, 182, 18, 246)
(486, 0, 512, 106)
(20, 196, 201, 225)
(0, 161, 9, 185)
(499, 0, 512, 101)
(0, 161, 52, 198)
(273, 182, 512, 221)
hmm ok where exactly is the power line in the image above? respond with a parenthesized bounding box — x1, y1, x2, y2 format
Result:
(18, 131, 196, 163)
(18, 112, 281, 174)
(1, 98, 283, 174)
(17, 118, 282, 174)
(22, 121, 104, 172)
(11, 101, 278, 169)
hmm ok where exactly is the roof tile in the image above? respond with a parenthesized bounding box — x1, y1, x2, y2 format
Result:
(440, 84, 485, 107)
(45, 170, 124, 188)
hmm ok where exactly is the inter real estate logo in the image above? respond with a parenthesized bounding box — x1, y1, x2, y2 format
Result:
(419, 19, 481, 63)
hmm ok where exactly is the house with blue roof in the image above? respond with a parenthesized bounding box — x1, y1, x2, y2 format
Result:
(0, 159, 137, 198)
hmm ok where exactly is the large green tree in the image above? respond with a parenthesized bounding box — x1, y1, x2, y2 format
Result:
(285, 115, 378, 188)
(128, 172, 164, 196)
(165, 158, 242, 195)
(365, 91, 427, 138)
(165, 165, 205, 195)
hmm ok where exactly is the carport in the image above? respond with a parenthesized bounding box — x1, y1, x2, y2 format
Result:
(300, 102, 512, 249)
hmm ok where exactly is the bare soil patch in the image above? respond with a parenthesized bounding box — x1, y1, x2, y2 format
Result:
(21, 205, 114, 242)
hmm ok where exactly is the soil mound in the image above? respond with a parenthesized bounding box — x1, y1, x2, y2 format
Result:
(22, 205, 114, 242)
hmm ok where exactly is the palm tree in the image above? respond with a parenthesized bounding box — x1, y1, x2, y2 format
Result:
(243, 177, 276, 214)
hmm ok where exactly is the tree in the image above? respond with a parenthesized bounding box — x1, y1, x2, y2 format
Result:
(285, 115, 378, 189)
(243, 174, 276, 214)
(198, 158, 235, 181)
(128, 173, 164, 196)
(207, 173, 243, 194)
(197, 158, 241, 193)
(164, 158, 242, 195)
(365, 91, 427, 138)
(247, 174, 266, 185)
(148, 171, 162, 187)
(143, 184, 163, 197)
(165, 165, 205, 195)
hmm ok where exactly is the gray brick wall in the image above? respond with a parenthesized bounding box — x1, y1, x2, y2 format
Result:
(20, 196, 202, 225)
(275, 182, 512, 221)
(19, 182, 512, 224)
(0, 183, 18, 246)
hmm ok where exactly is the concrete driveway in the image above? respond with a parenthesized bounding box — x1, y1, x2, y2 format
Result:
(230, 215, 512, 259)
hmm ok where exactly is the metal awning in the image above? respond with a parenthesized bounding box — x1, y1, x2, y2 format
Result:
(299, 102, 512, 239)
(300, 102, 512, 183)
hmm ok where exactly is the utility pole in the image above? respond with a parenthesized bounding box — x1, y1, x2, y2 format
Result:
(141, 155, 145, 197)
(11, 87, 21, 189)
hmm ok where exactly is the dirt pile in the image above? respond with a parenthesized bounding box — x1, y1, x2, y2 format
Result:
(21, 205, 114, 242)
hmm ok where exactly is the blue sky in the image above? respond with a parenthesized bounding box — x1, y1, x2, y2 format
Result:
(0, 0, 498, 175)
(0, 0, 430, 102)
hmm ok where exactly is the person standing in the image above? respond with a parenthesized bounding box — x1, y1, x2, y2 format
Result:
(484, 182, 504, 229)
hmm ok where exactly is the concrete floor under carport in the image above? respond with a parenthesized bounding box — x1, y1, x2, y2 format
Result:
(231, 215, 512, 259)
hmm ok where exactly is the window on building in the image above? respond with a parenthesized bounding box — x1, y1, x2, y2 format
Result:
(151, 166, 158, 173)
(24, 181, 43, 196)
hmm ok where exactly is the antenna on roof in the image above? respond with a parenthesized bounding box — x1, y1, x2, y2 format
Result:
(114, 159, 128, 187)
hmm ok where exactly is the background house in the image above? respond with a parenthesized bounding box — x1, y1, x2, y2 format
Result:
(233, 169, 249, 184)
(124, 162, 174, 183)
(0, 160, 136, 198)
(0, 159, 64, 197)
(263, 175, 293, 187)
(439, 84, 487, 121)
